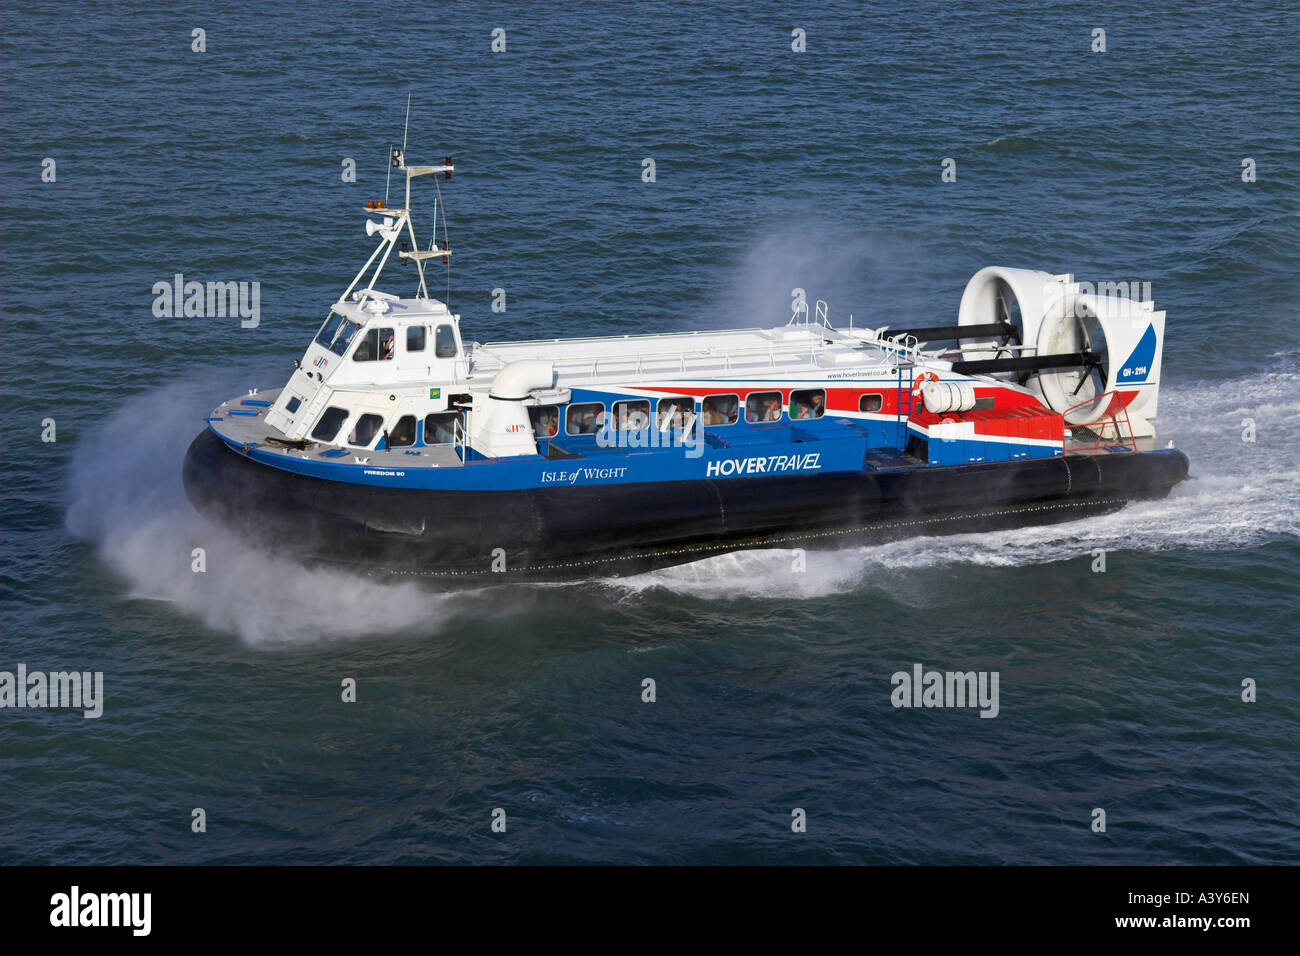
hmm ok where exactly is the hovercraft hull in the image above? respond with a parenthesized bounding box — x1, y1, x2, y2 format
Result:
(183, 428, 1189, 582)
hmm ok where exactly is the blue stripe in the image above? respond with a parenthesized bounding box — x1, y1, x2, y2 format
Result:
(210, 420, 871, 491)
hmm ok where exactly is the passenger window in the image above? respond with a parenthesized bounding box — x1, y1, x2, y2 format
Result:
(407, 326, 426, 352)
(388, 415, 417, 448)
(859, 393, 883, 413)
(435, 325, 457, 358)
(745, 391, 783, 423)
(348, 413, 384, 447)
(700, 395, 738, 426)
(612, 399, 650, 430)
(286, 395, 301, 414)
(657, 397, 693, 430)
(311, 406, 349, 442)
(565, 402, 606, 436)
(423, 412, 462, 445)
(790, 388, 826, 420)
(529, 405, 559, 439)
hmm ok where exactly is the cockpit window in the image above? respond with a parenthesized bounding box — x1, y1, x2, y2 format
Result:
(435, 324, 458, 358)
(353, 327, 395, 362)
(315, 312, 363, 356)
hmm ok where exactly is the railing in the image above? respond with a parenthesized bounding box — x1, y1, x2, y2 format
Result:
(860, 328, 922, 370)
(1062, 390, 1138, 452)
(453, 412, 469, 462)
(786, 298, 833, 329)
(477, 330, 859, 381)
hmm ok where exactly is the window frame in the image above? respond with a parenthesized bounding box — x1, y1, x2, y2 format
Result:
(352, 326, 395, 362)
(611, 399, 651, 431)
(744, 390, 784, 424)
(423, 411, 463, 445)
(528, 405, 560, 439)
(310, 406, 350, 442)
(859, 392, 884, 413)
(347, 413, 385, 448)
(789, 388, 827, 420)
(565, 401, 607, 437)
(388, 414, 417, 448)
(656, 396, 695, 431)
(434, 324, 458, 359)
(315, 312, 363, 357)
(700, 393, 740, 427)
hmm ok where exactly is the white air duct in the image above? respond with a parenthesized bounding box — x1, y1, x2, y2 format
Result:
(489, 361, 554, 400)
(471, 361, 557, 457)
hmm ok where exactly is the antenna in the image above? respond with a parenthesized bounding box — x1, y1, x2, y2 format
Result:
(401, 92, 411, 158)
(384, 144, 393, 207)
(434, 173, 451, 308)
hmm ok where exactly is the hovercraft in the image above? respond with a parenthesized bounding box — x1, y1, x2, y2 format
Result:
(183, 147, 1189, 581)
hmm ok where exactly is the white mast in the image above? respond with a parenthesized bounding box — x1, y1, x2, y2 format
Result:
(338, 104, 454, 307)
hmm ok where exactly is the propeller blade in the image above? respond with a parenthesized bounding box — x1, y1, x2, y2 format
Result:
(1071, 354, 1103, 396)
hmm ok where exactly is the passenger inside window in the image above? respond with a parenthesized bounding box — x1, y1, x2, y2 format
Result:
(348, 413, 384, 447)
(657, 397, 692, 430)
(354, 328, 395, 361)
(566, 402, 606, 436)
(613, 400, 650, 430)
(790, 389, 826, 420)
(859, 393, 884, 413)
(388, 415, 417, 447)
(700, 395, 738, 426)
(529, 405, 559, 439)
(745, 391, 783, 423)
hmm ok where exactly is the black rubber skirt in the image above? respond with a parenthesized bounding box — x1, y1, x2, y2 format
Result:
(182, 429, 1190, 581)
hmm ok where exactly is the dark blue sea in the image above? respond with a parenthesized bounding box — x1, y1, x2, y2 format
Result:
(2, 1, 1298, 864)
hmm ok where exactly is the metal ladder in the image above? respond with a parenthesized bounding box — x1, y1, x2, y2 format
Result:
(895, 361, 915, 448)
